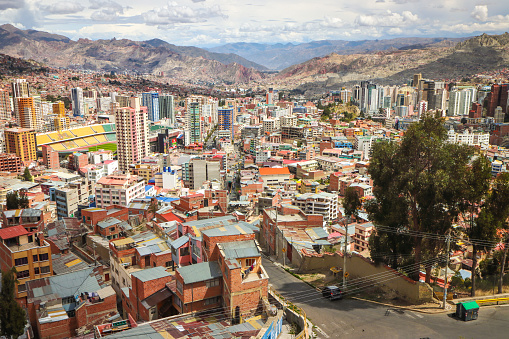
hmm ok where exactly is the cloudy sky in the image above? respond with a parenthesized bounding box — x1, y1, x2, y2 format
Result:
(1, 0, 508, 47)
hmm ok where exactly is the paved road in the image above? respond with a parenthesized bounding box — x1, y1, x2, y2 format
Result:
(263, 258, 509, 339)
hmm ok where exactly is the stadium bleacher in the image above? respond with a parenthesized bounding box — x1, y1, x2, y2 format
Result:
(36, 123, 116, 152)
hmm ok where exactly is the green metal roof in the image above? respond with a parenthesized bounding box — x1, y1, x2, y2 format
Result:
(462, 301, 479, 310)
(131, 267, 172, 282)
(177, 261, 222, 284)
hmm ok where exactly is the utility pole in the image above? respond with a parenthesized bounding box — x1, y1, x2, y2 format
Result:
(93, 242, 97, 266)
(443, 232, 451, 309)
(282, 229, 285, 267)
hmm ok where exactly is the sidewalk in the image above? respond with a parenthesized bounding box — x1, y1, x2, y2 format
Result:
(351, 296, 453, 314)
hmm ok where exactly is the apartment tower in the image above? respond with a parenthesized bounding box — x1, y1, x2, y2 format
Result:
(115, 97, 149, 172)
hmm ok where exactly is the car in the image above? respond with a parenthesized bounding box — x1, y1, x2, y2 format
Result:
(322, 286, 342, 300)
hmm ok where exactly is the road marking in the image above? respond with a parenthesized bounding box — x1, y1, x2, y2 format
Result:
(315, 326, 330, 338)
(413, 312, 424, 318)
(405, 312, 415, 319)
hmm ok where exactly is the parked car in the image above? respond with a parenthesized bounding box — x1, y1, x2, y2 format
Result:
(322, 286, 342, 300)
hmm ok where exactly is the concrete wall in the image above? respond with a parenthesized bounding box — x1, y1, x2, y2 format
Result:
(297, 251, 433, 304)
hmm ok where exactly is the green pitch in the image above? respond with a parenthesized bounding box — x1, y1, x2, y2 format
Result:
(87, 143, 117, 152)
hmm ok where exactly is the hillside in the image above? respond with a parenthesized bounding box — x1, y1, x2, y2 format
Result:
(0, 24, 266, 84)
(209, 37, 465, 70)
(0, 53, 49, 77)
(274, 33, 509, 96)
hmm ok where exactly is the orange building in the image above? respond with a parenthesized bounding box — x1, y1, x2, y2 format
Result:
(16, 97, 37, 129)
(5, 128, 37, 162)
(0, 226, 52, 300)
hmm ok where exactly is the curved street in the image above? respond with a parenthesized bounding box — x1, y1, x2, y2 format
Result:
(263, 258, 509, 339)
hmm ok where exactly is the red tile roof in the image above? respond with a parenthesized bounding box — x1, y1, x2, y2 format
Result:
(259, 167, 290, 176)
(0, 225, 29, 240)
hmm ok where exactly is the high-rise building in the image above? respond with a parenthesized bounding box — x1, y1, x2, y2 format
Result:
(486, 84, 509, 117)
(115, 97, 149, 172)
(266, 88, 274, 105)
(11, 79, 30, 98)
(159, 95, 175, 124)
(16, 97, 37, 129)
(5, 128, 37, 162)
(186, 102, 202, 145)
(413, 73, 422, 88)
(0, 89, 12, 120)
(448, 89, 473, 116)
(218, 108, 234, 139)
(71, 87, 84, 116)
(52, 101, 69, 130)
(116, 95, 130, 108)
(12, 79, 30, 125)
(142, 92, 160, 121)
(42, 144, 59, 169)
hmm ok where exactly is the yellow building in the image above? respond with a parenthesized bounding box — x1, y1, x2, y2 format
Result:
(0, 226, 53, 298)
(5, 128, 37, 161)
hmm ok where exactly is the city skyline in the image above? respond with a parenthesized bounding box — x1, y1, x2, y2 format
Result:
(0, 0, 508, 47)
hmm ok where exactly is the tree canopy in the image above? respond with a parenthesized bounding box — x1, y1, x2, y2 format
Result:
(0, 268, 27, 339)
(368, 113, 474, 281)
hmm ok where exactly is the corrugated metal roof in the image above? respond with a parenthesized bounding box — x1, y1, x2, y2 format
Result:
(170, 236, 189, 249)
(177, 261, 222, 284)
(219, 240, 259, 260)
(0, 225, 28, 239)
(305, 227, 328, 240)
(137, 246, 152, 257)
(97, 217, 121, 229)
(201, 224, 254, 237)
(131, 267, 172, 283)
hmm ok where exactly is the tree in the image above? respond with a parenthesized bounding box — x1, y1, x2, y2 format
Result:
(457, 156, 495, 296)
(22, 167, 32, 182)
(18, 190, 29, 209)
(343, 187, 361, 221)
(487, 173, 509, 293)
(368, 113, 473, 281)
(0, 268, 27, 339)
(5, 190, 29, 210)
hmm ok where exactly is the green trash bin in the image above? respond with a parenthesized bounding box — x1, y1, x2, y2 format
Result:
(455, 301, 479, 321)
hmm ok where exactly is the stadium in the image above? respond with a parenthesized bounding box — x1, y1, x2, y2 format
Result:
(36, 123, 117, 154)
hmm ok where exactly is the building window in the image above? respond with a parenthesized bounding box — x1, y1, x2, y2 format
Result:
(165, 261, 173, 267)
(245, 258, 256, 267)
(39, 253, 49, 261)
(205, 278, 220, 288)
(17, 270, 30, 279)
(34, 267, 40, 275)
(33, 255, 38, 262)
(204, 296, 221, 306)
(14, 257, 28, 266)
(180, 247, 189, 256)
(110, 227, 116, 232)
(175, 296, 183, 309)
(17, 284, 26, 292)
(177, 280, 183, 294)
(40, 266, 51, 274)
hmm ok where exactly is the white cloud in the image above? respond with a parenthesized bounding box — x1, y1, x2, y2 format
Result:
(0, 0, 24, 10)
(142, 2, 226, 26)
(40, 2, 84, 14)
(356, 10, 418, 27)
(471, 5, 488, 22)
(89, 0, 128, 21)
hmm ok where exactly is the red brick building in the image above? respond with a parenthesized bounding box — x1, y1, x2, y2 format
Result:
(261, 205, 324, 254)
(42, 145, 59, 169)
(121, 266, 174, 321)
(26, 267, 117, 339)
(82, 205, 129, 228)
(0, 153, 23, 173)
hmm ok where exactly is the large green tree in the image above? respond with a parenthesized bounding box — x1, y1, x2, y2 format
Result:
(457, 156, 495, 296)
(0, 268, 27, 339)
(368, 113, 473, 281)
(5, 191, 29, 210)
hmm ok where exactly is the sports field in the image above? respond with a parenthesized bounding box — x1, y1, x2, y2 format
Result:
(87, 143, 117, 152)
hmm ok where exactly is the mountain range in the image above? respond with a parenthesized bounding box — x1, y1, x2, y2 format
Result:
(0, 24, 266, 84)
(281, 33, 509, 96)
(0, 24, 508, 93)
(207, 37, 467, 70)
